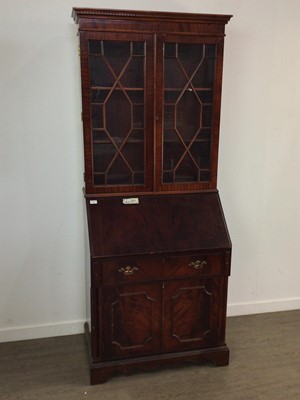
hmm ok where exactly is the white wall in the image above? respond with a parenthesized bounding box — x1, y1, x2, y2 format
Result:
(1, 0, 300, 342)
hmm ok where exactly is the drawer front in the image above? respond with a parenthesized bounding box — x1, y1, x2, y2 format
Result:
(164, 253, 224, 278)
(102, 252, 228, 285)
(102, 257, 159, 285)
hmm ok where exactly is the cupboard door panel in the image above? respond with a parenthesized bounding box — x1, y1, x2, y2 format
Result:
(102, 283, 161, 359)
(162, 278, 221, 352)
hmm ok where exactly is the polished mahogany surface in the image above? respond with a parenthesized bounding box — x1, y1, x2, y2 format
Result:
(87, 192, 231, 257)
(73, 8, 232, 195)
(73, 7, 232, 384)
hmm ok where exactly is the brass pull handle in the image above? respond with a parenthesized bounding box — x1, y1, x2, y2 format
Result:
(118, 266, 139, 276)
(189, 260, 207, 270)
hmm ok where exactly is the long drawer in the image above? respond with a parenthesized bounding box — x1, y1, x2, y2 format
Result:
(101, 252, 229, 285)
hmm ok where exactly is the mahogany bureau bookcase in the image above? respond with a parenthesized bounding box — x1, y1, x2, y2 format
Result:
(72, 8, 232, 384)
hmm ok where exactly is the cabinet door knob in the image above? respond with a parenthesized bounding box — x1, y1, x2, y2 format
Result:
(118, 266, 139, 276)
(189, 260, 208, 270)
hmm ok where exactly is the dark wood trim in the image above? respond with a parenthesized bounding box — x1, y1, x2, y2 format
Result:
(72, 8, 232, 37)
(89, 345, 229, 384)
(72, 8, 232, 25)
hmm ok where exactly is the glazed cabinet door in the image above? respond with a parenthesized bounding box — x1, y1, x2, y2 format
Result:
(162, 277, 224, 352)
(79, 32, 155, 194)
(102, 283, 161, 360)
(155, 35, 225, 192)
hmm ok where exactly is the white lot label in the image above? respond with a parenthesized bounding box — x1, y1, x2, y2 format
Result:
(122, 198, 139, 205)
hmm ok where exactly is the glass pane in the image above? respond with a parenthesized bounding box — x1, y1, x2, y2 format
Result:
(130, 129, 144, 141)
(106, 90, 131, 142)
(93, 143, 116, 173)
(164, 43, 176, 57)
(196, 90, 213, 104)
(94, 174, 106, 185)
(133, 172, 144, 184)
(202, 105, 213, 128)
(122, 142, 144, 171)
(91, 105, 103, 129)
(91, 89, 110, 103)
(89, 40, 102, 55)
(164, 129, 179, 142)
(164, 90, 181, 104)
(133, 105, 144, 129)
(178, 43, 204, 75)
(190, 141, 211, 169)
(103, 41, 130, 75)
(192, 58, 216, 88)
(164, 105, 175, 129)
(175, 155, 199, 182)
(196, 129, 211, 141)
(126, 90, 144, 104)
(163, 172, 174, 183)
(176, 90, 201, 141)
(200, 170, 211, 182)
(163, 142, 184, 171)
(132, 42, 145, 56)
(164, 59, 186, 88)
(92, 129, 107, 141)
(107, 156, 132, 185)
(121, 58, 144, 88)
(89, 56, 114, 87)
(205, 44, 216, 58)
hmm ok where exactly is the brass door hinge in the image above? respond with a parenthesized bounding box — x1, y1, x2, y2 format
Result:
(78, 45, 81, 56)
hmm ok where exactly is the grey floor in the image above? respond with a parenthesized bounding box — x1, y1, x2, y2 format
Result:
(1, 310, 300, 400)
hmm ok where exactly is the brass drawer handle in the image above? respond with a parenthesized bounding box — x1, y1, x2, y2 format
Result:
(118, 266, 139, 276)
(189, 260, 208, 270)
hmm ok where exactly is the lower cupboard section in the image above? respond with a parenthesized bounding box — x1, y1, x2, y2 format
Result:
(97, 277, 228, 361)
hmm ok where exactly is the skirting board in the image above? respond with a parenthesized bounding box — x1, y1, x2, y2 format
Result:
(227, 297, 300, 317)
(1, 297, 300, 343)
(0, 319, 85, 343)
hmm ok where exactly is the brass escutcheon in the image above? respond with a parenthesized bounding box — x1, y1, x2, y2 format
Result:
(118, 265, 139, 276)
(189, 260, 208, 270)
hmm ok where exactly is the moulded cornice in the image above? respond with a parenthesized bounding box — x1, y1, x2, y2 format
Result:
(72, 8, 232, 25)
